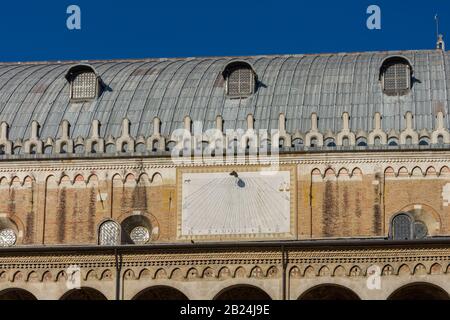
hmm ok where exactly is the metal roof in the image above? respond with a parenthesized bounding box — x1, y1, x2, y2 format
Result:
(0, 49, 448, 141)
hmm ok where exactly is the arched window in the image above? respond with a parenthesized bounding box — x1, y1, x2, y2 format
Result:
(91, 142, 98, 153)
(29, 144, 37, 155)
(390, 213, 429, 240)
(325, 138, 336, 147)
(166, 141, 176, 152)
(342, 137, 350, 147)
(98, 221, 120, 246)
(66, 65, 100, 101)
(223, 61, 256, 97)
(292, 138, 303, 149)
(405, 136, 412, 145)
(391, 213, 413, 240)
(380, 57, 412, 96)
(414, 221, 428, 239)
(229, 139, 239, 154)
(60, 142, 68, 154)
(136, 143, 146, 153)
(356, 137, 368, 147)
(419, 137, 430, 146)
(105, 143, 116, 153)
(374, 136, 381, 146)
(151, 140, 159, 152)
(13, 146, 22, 155)
(74, 144, 85, 154)
(388, 137, 399, 146)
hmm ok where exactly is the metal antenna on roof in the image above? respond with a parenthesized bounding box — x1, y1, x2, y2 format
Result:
(435, 14, 439, 40)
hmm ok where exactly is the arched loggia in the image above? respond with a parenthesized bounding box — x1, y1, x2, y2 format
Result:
(0, 288, 37, 300)
(132, 286, 188, 300)
(60, 287, 107, 300)
(214, 285, 271, 300)
(298, 284, 360, 300)
(388, 282, 449, 300)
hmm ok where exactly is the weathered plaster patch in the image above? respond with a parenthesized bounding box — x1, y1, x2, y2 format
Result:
(442, 183, 450, 207)
(97, 193, 108, 202)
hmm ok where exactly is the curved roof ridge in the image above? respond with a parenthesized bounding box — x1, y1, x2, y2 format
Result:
(0, 49, 447, 142)
(0, 48, 443, 65)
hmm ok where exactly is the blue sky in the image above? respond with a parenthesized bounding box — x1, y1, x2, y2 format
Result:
(0, 0, 449, 62)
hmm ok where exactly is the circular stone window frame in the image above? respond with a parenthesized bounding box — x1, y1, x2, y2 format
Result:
(118, 212, 161, 244)
(130, 225, 151, 244)
(0, 228, 17, 247)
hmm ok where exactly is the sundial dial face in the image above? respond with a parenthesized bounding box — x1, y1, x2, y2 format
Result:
(181, 170, 291, 237)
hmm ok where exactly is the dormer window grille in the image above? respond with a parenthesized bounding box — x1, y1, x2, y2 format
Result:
(380, 57, 412, 96)
(223, 62, 256, 98)
(72, 71, 97, 100)
(66, 65, 101, 101)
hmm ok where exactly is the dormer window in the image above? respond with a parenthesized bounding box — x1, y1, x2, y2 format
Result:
(66, 65, 100, 101)
(222, 61, 256, 98)
(380, 57, 412, 96)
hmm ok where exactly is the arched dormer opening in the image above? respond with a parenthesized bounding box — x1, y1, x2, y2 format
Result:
(65, 64, 101, 101)
(222, 61, 257, 98)
(379, 56, 413, 96)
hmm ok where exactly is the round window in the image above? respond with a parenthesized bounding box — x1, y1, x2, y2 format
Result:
(414, 221, 428, 239)
(130, 226, 150, 244)
(0, 229, 16, 247)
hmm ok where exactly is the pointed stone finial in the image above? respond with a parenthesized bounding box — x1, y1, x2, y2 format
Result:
(342, 112, 350, 130)
(116, 118, 134, 152)
(432, 111, 450, 144)
(0, 122, 8, 140)
(91, 120, 100, 138)
(55, 120, 73, 154)
(400, 111, 418, 145)
(279, 113, 286, 132)
(216, 115, 223, 132)
(247, 114, 254, 130)
(405, 112, 413, 129)
(184, 116, 192, 133)
(23, 120, 43, 154)
(121, 118, 130, 136)
(436, 111, 444, 129)
(374, 112, 382, 130)
(153, 117, 161, 135)
(61, 120, 70, 139)
(305, 113, 323, 147)
(31, 121, 39, 139)
(336, 112, 356, 146)
(311, 113, 318, 131)
(86, 119, 105, 154)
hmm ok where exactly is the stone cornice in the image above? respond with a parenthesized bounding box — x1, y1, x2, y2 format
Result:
(1, 245, 450, 269)
(0, 151, 449, 173)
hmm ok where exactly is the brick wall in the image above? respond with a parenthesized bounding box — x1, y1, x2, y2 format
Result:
(0, 155, 448, 245)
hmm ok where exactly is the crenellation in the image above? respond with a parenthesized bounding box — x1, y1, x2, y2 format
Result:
(0, 111, 446, 158)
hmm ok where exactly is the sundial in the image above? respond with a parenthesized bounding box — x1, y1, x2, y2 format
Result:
(181, 170, 291, 236)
